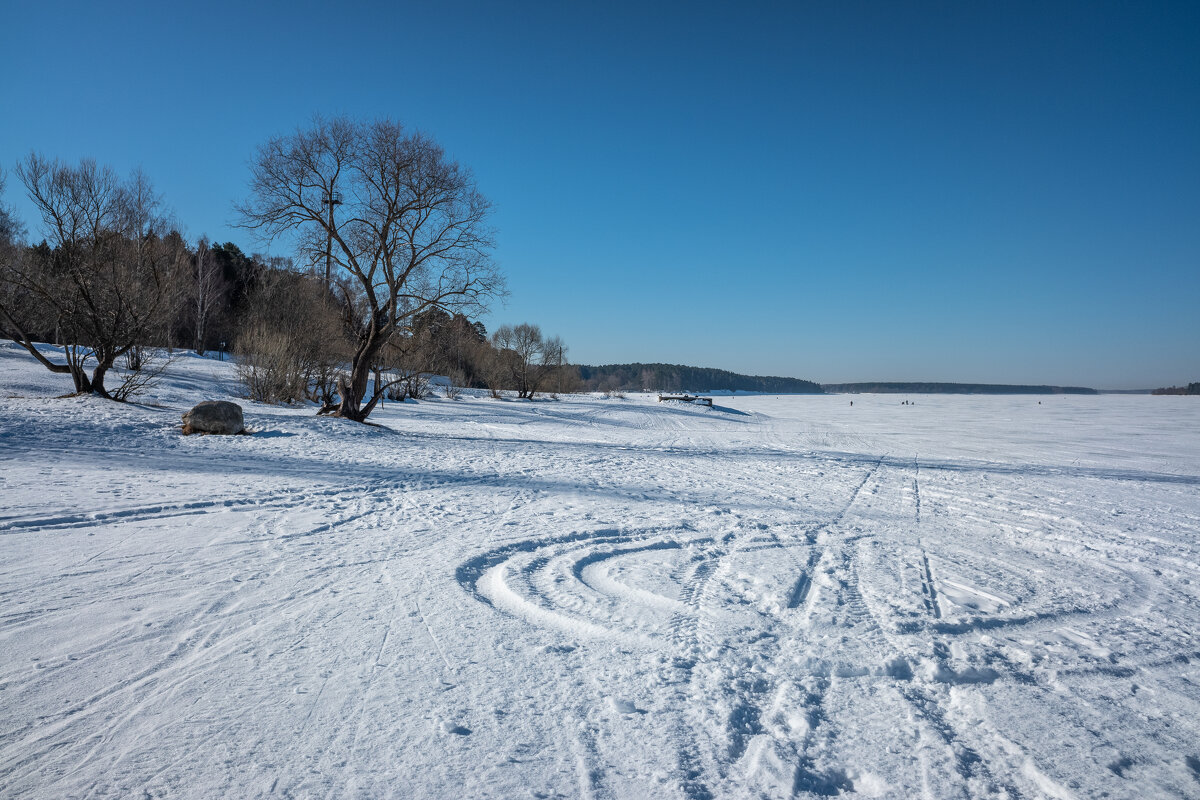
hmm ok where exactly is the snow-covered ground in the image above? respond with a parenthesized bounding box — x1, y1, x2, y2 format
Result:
(2, 343, 1199, 799)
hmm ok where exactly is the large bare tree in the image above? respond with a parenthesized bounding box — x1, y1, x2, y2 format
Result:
(237, 117, 504, 421)
(0, 156, 186, 398)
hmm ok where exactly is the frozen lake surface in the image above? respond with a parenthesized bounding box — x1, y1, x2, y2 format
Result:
(2, 345, 1199, 798)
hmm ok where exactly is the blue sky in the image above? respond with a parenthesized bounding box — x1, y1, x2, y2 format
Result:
(2, 1, 1197, 388)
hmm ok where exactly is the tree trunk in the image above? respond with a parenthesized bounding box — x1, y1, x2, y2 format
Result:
(90, 358, 114, 399)
(336, 340, 382, 421)
(69, 364, 92, 394)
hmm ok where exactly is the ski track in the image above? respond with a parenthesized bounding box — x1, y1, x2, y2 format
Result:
(2, 352, 1199, 798)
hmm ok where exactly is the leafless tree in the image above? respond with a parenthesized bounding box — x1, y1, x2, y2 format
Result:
(192, 237, 226, 355)
(0, 170, 35, 355)
(0, 156, 186, 398)
(238, 116, 504, 421)
(549, 363, 581, 396)
(0, 169, 25, 298)
(0, 170, 20, 251)
(491, 323, 568, 399)
(388, 309, 490, 391)
(479, 344, 513, 399)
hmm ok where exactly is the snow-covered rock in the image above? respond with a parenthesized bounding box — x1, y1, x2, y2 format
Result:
(181, 400, 245, 435)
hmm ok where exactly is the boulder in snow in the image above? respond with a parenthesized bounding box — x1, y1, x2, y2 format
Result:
(182, 401, 245, 435)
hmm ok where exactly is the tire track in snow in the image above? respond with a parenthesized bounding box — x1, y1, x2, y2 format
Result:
(448, 450, 1182, 798)
(913, 459, 943, 621)
(835, 462, 993, 800)
(448, 458, 885, 798)
(918, 548, 942, 620)
(855, 460, 1096, 799)
(675, 461, 885, 798)
(458, 526, 707, 643)
(0, 490, 403, 793)
(0, 481, 397, 535)
(662, 530, 733, 800)
(783, 460, 881, 612)
(726, 460, 1022, 798)
(918, 480, 1200, 797)
(903, 459, 1026, 796)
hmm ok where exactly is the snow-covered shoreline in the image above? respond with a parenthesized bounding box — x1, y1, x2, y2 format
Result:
(2, 345, 1199, 798)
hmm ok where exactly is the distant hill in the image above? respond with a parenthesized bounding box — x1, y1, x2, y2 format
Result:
(822, 382, 1098, 395)
(577, 364, 823, 394)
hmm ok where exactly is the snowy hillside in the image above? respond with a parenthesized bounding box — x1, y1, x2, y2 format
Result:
(2, 342, 1199, 799)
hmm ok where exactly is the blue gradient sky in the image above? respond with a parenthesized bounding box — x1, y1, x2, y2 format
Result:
(2, 1, 1197, 388)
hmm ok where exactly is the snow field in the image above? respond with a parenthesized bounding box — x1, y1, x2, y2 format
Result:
(2, 343, 1200, 798)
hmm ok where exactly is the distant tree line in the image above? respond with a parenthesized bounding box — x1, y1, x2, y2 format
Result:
(577, 363, 822, 394)
(1150, 383, 1200, 395)
(821, 382, 1099, 395)
(0, 118, 574, 420)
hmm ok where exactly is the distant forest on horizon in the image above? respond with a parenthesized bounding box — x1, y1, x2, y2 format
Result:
(576, 364, 823, 394)
(1151, 383, 1200, 395)
(574, 366, 1124, 396)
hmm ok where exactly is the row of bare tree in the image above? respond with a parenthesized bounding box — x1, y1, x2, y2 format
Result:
(0, 116, 575, 420)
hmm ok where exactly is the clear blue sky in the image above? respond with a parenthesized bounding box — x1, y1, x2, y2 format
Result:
(2, 1, 1197, 388)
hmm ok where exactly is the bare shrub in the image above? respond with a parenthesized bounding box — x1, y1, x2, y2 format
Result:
(235, 271, 346, 405)
(443, 368, 467, 399)
(110, 350, 176, 402)
(236, 324, 309, 403)
(123, 345, 147, 372)
(405, 371, 431, 400)
(381, 369, 429, 402)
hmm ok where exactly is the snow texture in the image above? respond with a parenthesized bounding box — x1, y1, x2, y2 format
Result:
(2, 342, 1199, 799)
